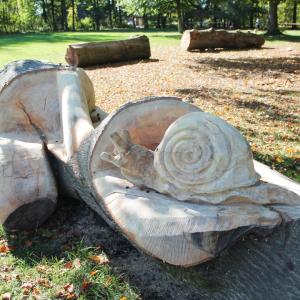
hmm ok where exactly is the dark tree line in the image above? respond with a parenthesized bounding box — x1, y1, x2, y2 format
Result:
(0, 0, 298, 34)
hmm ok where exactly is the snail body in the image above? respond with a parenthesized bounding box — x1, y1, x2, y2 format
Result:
(100, 111, 260, 202)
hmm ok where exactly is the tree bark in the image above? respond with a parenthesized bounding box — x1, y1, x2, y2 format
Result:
(292, 0, 298, 29)
(50, 0, 57, 31)
(65, 35, 151, 67)
(181, 28, 265, 51)
(176, 0, 184, 33)
(71, 0, 75, 31)
(60, 0, 68, 31)
(268, 0, 280, 34)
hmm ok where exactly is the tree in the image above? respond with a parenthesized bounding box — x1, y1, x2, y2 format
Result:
(292, 0, 298, 28)
(268, 0, 281, 34)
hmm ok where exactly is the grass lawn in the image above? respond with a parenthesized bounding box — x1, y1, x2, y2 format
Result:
(0, 30, 181, 68)
(1, 29, 300, 68)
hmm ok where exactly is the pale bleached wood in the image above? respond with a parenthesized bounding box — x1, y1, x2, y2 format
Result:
(0, 60, 101, 228)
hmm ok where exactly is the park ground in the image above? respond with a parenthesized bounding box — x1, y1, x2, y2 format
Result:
(0, 30, 299, 299)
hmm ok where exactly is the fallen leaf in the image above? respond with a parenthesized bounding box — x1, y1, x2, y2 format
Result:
(275, 156, 284, 163)
(0, 245, 9, 253)
(88, 255, 109, 265)
(119, 296, 127, 300)
(64, 261, 73, 269)
(81, 279, 91, 290)
(21, 282, 33, 289)
(66, 293, 76, 299)
(32, 287, 40, 295)
(36, 265, 48, 273)
(64, 283, 74, 293)
(89, 270, 98, 276)
(37, 278, 51, 288)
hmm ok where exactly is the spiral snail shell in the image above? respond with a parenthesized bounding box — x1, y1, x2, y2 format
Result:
(154, 111, 260, 199)
(100, 110, 261, 202)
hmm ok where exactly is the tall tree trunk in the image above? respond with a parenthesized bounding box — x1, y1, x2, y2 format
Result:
(61, 0, 68, 31)
(143, 13, 149, 29)
(108, 0, 113, 28)
(175, 0, 183, 33)
(118, 6, 122, 27)
(41, 0, 48, 23)
(292, 0, 298, 29)
(268, 0, 280, 34)
(50, 0, 57, 31)
(71, 0, 75, 31)
(93, 0, 100, 31)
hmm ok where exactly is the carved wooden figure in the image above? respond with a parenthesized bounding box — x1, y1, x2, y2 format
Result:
(0, 60, 300, 268)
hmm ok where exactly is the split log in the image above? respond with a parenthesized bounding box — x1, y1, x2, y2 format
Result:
(65, 35, 151, 67)
(181, 28, 265, 51)
(0, 60, 104, 229)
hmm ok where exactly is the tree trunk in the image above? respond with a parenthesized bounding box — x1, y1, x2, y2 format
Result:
(65, 35, 151, 67)
(41, 0, 48, 23)
(292, 0, 298, 29)
(176, 0, 184, 33)
(108, 0, 113, 28)
(268, 0, 280, 34)
(50, 0, 57, 31)
(181, 28, 265, 51)
(61, 0, 68, 31)
(143, 13, 149, 29)
(71, 0, 75, 31)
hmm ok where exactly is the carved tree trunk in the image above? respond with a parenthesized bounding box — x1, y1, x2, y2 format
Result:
(0, 60, 103, 229)
(65, 35, 151, 67)
(181, 28, 265, 51)
(53, 97, 300, 266)
(1, 61, 300, 269)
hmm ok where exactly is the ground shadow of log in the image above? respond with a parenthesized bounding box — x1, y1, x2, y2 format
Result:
(85, 58, 159, 70)
(188, 56, 300, 74)
(4, 195, 300, 299)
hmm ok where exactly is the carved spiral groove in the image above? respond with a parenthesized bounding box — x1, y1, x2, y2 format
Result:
(154, 112, 259, 195)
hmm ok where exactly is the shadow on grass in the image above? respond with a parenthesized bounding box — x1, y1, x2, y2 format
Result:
(264, 32, 300, 42)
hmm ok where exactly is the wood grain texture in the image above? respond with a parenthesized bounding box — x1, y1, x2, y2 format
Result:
(65, 35, 151, 67)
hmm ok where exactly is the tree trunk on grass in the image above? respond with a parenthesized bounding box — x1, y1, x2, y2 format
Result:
(181, 28, 265, 51)
(268, 0, 280, 34)
(292, 0, 298, 29)
(65, 35, 151, 67)
(176, 0, 184, 33)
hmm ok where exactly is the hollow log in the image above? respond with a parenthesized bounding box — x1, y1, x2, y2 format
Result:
(181, 28, 265, 51)
(65, 35, 151, 67)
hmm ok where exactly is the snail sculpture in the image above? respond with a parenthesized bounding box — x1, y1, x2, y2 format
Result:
(100, 111, 297, 205)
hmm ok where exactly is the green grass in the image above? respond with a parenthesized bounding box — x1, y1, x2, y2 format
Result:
(0, 226, 139, 299)
(0, 30, 181, 68)
(1, 29, 300, 68)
